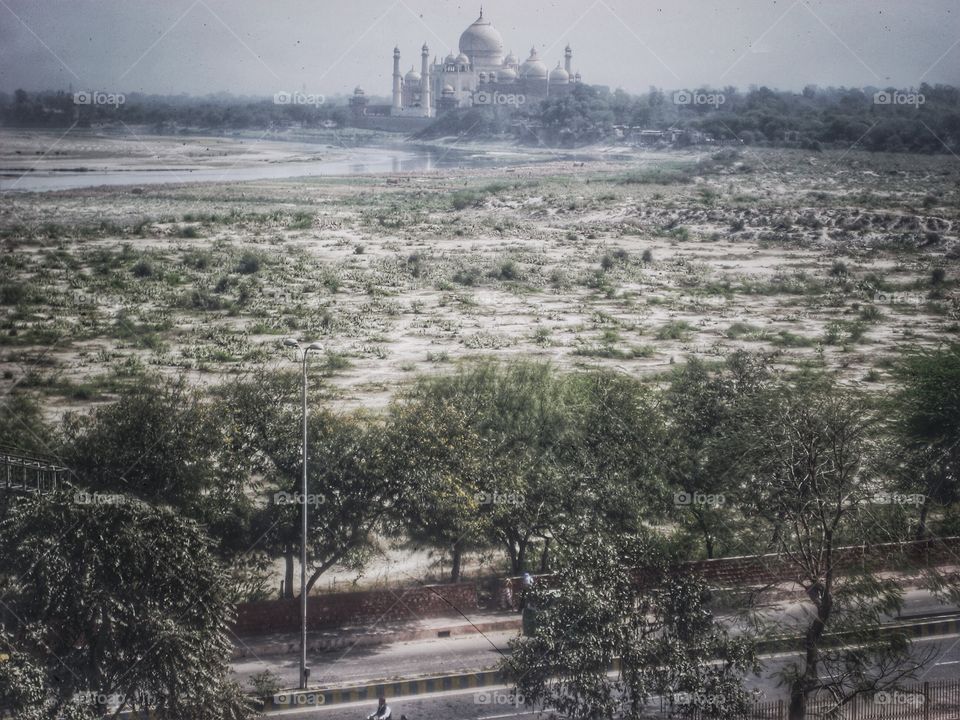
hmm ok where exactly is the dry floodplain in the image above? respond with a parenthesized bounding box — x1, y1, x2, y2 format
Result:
(2, 133, 959, 416)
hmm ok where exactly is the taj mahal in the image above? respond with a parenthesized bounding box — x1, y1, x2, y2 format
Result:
(349, 9, 583, 123)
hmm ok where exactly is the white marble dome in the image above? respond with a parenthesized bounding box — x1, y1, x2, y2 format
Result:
(458, 10, 504, 67)
(520, 47, 547, 79)
(549, 63, 570, 85)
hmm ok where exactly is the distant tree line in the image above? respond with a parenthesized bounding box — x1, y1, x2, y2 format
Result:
(0, 89, 350, 131)
(5, 83, 957, 153)
(420, 82, 960, 152)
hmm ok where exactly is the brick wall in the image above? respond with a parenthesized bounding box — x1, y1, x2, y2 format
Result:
(234, 582, 478, 636)
(234, 538, 960, 635)
(505, 537, 960, 595)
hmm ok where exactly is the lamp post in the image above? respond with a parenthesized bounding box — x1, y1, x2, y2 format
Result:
(284, 338, 323, 690)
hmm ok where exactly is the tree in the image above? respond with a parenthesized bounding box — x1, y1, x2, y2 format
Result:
(389, 361, 590, 579)
(387, 383, 493, 582)
(0, 495, 253, 719)
(462, 362, 575, 574)
(60, 377, 219, 509)
(738, 376, 932, 720)
(661, 353, 770, 558)
(60, 376, 258, 567)
(502, 532, 757, 719)
(215, 370, 301, 597)
(891, 343, 960, 540)
(563, 369, 665, 540)
(0, 391, 52, 456)
(299, 408, 398, 594)
(218, 370, 399, 597)
(0, 643, 96, 719)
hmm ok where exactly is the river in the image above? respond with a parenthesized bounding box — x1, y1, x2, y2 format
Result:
(0, 143, 546, 193)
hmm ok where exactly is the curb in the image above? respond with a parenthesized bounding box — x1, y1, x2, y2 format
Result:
(120, 615, 960, 716)
(755, 615, 960, 654)
(233, 618, 521, 659)
(260, 615, 960, 711)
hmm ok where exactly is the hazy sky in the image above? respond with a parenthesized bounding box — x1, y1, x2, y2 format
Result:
(1, 0, 957, 98)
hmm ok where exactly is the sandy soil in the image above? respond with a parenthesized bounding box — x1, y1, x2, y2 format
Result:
(1, 133, 958, 418)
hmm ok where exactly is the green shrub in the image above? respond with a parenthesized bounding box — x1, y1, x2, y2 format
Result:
(131, 259, 154, 278)
(236, 251, 262, 275)
(656, 320, 694, 341)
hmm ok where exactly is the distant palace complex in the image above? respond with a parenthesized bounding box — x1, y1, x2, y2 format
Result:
(349, 9, 583, 129)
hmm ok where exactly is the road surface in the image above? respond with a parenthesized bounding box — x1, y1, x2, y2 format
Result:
(263, 634, 960, 720)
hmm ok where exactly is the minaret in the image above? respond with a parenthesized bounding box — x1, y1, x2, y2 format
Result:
(392, 47, 402, 112)
(565, 44, 573, 74)
(421, 43, 432, 117)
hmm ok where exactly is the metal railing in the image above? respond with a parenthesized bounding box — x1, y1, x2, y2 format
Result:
(674, 679, 960, 719)
(0, 446, 70, 495)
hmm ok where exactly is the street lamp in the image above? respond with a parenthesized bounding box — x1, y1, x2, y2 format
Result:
(284, 338, 324, 690)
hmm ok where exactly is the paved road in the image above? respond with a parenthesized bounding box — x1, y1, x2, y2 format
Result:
(233, 630, 518, 689)
(233, 589, 958, 691)
(264, 634, 960, 720)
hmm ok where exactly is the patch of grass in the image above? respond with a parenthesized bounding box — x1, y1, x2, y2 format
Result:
(182, 249, 212, 270)
(823, 320, 866, 346)
(131, 259, 154, 278)
(452, 266, 483, 286)
(573, 341, 654, 359)
(600, 248, 629, 271)
(175, 225, 201, 239)
(725, 322, 767, 340)
(287, 212, 314, 230)
(771, 330, 815, 348)
(829, 260, 849, 278)
(491, 260, 521, 282)
(656, 320, 694, 341)
(236, 251, 263, 274)
(614, 168, 693, 185)
(451, 190, 482, 210)
(532, 327, 552, 347)
(0, 282, 29, 306)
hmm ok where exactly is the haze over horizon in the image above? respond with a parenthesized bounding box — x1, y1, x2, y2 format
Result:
(1, 0, 957, 100)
